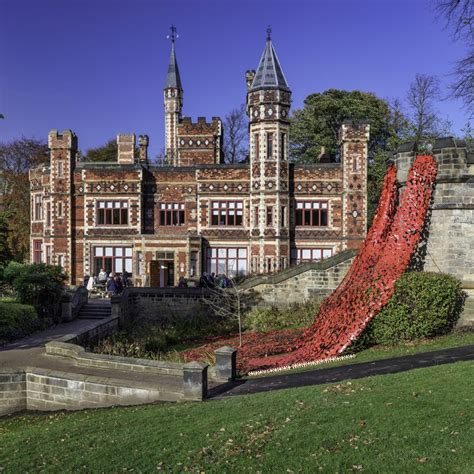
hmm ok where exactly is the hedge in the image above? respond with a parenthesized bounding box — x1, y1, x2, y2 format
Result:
(0, 301, 40, 342)
(361, 271, 464, 345)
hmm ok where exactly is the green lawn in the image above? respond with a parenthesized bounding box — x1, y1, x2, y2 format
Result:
(1, 362, 473, 472)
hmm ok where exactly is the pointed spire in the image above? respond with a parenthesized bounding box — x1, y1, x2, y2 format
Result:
(165, 25, 183, 90)
(250, 27, 289, 92)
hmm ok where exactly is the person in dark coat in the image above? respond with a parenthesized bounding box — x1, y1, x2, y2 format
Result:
(106, 277, 118, 296)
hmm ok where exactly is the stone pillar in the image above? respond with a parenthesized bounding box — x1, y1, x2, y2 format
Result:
(183, 361, 208, 400)
(111, 296, 123, 325)
(214, 346, 237, 381)
(392, 142, 416, 184)
(61, 292, 73, 322)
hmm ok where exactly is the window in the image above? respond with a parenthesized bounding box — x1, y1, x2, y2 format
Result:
(58, 162, 64, 178)
(57, 254, 64, 269)
(291, 248, 333, 264)
(266, 207, 273, 226)
(159, 203, 185, 226)
(295, 201, 328, 226)
(207, 247, 247, 277)
(34, 195, 43, 221)
(267, 133, 273, 158)
(280, 133, 286, 161)
(254, 133, 259, 160)
(281, 206, 287, 227)
(190, 251, 197, 277)
(46, 202, 51, 227)
(33, 240, 42, 263)
(136, 251, 143, 275)
(97, 201, 128, 225)
(254, 206, 259, 226)
(45, 245, 51, 265)
(57, 202, 63, 219)
(93, 246, 133, 276)
(211, 201, 243, 226)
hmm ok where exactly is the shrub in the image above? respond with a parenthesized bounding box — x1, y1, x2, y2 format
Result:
(361, 272, 464, 346)
(244, 300, 320, 332)
(2, 262, 66, 321)
(0, 301, 39, 342)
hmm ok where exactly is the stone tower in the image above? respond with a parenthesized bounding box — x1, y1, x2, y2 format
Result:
(48, 129, 77, 281)
(164, 26, 183, 166)
(340, 121, 370, 249)
(247, 29, 291, 274)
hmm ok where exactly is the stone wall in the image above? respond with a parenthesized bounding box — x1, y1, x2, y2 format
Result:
(0, 372, 26, 416)
(393, 138, 474, 286)
(122, 287, 210, 324)
(239, 249, 355, 307)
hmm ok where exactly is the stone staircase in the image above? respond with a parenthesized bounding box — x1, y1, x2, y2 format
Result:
(77, 301, 112, 320)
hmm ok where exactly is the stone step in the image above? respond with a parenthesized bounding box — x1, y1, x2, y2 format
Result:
(77, 313, 111, 320)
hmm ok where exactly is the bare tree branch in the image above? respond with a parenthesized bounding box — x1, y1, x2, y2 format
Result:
(223, 104, 248, 164)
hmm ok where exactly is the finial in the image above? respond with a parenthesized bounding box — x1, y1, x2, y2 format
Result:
(167, 25, 178, 43)
(266, 25, 272, 41)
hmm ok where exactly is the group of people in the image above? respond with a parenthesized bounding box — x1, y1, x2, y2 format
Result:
(85, 268, 132, 296)
(176, 272, 233, 289)
(198, 272, 233, 289)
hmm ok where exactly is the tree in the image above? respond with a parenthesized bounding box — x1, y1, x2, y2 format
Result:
(0, 138, 48, 262)
(406, 74, 444, 143)
(436, 0, 474, 114)
(223, 104, 248, 163)
(201, 279, 246, 347)
(290, 89, 393, 163)
(83, 140, 118, 162)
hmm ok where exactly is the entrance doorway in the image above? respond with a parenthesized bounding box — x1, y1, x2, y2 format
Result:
(149, 252, 175, 287)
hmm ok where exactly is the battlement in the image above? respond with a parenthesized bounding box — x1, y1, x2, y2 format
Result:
(393, 137, 472, 182)
(179, 116, 221, 128)
(48, 130, 77, 150)
(339, 121, 370, 142)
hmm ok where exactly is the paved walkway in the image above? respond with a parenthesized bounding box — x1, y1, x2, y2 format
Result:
(210, 344, 474, 398)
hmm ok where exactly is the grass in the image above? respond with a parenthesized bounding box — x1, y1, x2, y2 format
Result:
(246, 330, 474, 377)
(0, 361, 473, 472)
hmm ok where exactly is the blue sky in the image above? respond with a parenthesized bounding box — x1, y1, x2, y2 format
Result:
(0, 0, 471, 158)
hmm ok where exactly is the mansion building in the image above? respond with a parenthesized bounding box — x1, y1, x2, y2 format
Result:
(29, 31, 369, 286)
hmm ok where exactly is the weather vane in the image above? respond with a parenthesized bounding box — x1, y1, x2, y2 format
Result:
(167, 25, 178, 43)
(267, 25, 272, 41)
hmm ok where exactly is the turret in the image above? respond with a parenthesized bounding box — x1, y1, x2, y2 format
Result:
(247, 28, 291, 273)
(164, 25, 183, 166)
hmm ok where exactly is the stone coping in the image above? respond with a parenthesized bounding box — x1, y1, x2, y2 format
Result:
(45, 341, 184, 377)
(0, 366, 183, 395)
(238, 249, 356, 290)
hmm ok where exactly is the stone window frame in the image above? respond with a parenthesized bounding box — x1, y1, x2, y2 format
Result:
(158, 202, 186, 226)
(32, 194, 43, 221)
(206, 247, 248, 277)
(33, 239, 43, 263)
(96, 200, 129, 226)
(290, 247, 333, 264)
(210, 201, 244, 227)
(92, 246, 133, 277)
(295, 200, 329, 227)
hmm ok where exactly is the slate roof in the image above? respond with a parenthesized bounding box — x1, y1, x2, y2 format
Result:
(165, 41, 183, 90)
(250, 38, 289, 92)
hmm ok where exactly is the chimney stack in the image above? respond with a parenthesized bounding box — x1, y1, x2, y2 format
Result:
(117, 134, 135, 164)
(138, 135, 149, 164)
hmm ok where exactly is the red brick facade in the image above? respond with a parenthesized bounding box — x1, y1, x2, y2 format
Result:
(29, 35, 369, 286)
